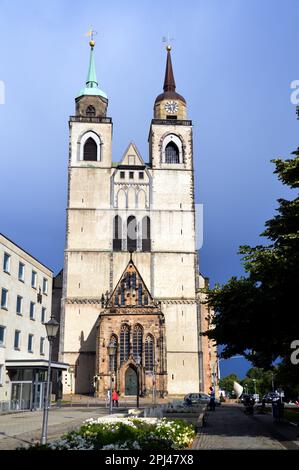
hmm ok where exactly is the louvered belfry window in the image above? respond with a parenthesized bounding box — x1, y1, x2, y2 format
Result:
(133, 325, 143, 361)
(83, 137, 97, 161)
(120, 324, 130, 364)
(145, 335, 154, 371)
(165, 141, 179, 163)
(86, 105, 96, 117)
(142, 216, 151, 252)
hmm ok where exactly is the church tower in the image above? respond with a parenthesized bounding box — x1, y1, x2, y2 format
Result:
(60, 40, 212, 396)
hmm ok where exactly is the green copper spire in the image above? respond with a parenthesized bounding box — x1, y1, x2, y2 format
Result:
(76, 40, 108, 99)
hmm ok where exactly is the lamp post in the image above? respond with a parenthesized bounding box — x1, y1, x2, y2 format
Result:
(253, 379, 257, 395)
(136, 354, 141, 409)
(40, 315, 59, 445)
(107, 341, 116, 414)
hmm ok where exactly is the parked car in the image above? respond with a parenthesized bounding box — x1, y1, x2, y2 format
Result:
(262, 392, 280, 403)
(184, 392, 220, 406)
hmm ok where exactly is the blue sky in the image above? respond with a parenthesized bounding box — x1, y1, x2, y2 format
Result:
(0, 0, 297, 379)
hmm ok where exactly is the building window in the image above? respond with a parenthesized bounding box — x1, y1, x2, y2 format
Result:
(18, 262, 25, 281)
(127, 216, 137, 251)
(0, 326, 5, 346)
(30, 302, 35, 320)
(0, 364, 3, 385)
(40, 337, 45, 355)
(120, 171, 125, 179)
(139, 172, 144, 180)
(1, 288, 8, 309)
(83, 137, 97, 161)
(145, 335, 154, 371)
(108, 335, 117, 372)
(16, 295, 23, 315)
(28, 334, 34, 353)
(14, 330, 21, 350)
(113, 215, 122, 252)
(132, 325, 143, 361)
(120, 324, 130, 364)
(141, 216, 151, 252)
(86, 105, 96, 117)
(42, 278, 48, 295)
(31, 271, 37, 289)
(165, 141, 180, 163)
(41, 307, 46, 324)
(3, 253, 11, 273)
(129, 171, 134, 179)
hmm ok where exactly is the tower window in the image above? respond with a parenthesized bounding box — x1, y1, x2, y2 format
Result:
(83, 137, 97, 161)
(139, 172, 144, 180)
(129, 171, 134, 179)
(127, 216, 137, 251)
(86, 105, 96, 117)
(165, 142, 179, 163)
(120, 171, 125, 179)
(113, 215, 122, 252)
(141, 216, 151, 252)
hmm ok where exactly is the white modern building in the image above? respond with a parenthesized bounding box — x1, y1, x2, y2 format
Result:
(0, 233, 67, 411)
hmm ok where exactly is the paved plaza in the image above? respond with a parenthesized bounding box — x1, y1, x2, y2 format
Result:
(193, 403, 299, 450)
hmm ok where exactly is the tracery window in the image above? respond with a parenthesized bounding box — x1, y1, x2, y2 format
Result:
(109, 335, 118, 372)
(86, 105, 96, 117)
(145, 335, 154, 371)
(120, 324, 130, 364)
(133, 325, 143, 361)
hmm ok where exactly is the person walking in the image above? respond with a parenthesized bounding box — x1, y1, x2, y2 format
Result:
(112, 390, 119, 407)
(209, 386, 216, 411)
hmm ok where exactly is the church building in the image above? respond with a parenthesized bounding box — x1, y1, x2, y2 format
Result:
(59, 37, 218, 397)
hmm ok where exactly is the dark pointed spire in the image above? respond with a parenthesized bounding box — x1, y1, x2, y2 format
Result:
(163, 46, 176, 92)
(154, 45, 186, 105)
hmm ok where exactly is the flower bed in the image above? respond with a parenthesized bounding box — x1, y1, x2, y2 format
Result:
(25, 416, 196, 450)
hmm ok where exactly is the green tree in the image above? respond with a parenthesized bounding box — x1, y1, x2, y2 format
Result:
(202, 150, 299, 386)
(219, 374, 239, 394)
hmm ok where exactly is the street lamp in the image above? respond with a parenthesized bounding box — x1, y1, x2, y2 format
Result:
(136, 355, 141, 409)
(40, 314, 59, 445)
(107, 341, 116, 414)
(252, 379, 257, 395)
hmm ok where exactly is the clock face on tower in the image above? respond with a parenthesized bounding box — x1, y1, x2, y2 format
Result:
(164, 101, 178, 114)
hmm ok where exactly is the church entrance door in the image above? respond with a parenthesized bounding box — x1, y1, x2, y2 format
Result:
(125, 367, 137, 396)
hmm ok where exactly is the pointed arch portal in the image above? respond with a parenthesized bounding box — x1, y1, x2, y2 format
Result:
(125, 366, 137, 396)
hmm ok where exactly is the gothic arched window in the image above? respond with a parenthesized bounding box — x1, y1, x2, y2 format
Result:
(127, 216, 137, 252)
(120, 324, 130, 364)
(86, 105, 96, 117)
(165, 141, 179, 163)
(83, 137, 97, 161)
(113, 215, 122, 251)
(142, 216, 151, 252)
(109, 335, 118, 372)
(133, 325, 143, 361)
(145, 335, 154, 371)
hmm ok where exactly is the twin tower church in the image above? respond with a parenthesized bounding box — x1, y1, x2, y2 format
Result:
(58, 38, 218, 397)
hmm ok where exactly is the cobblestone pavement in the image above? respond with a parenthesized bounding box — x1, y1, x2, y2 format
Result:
(192, 404, 299, 450)
(0, 406, 115, 450)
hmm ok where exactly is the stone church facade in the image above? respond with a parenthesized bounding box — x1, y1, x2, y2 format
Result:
(59, 39, 218, 397)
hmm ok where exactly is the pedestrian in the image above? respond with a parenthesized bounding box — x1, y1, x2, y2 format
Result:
(209, 386, 216, 411)
(112, 390, 119, 407)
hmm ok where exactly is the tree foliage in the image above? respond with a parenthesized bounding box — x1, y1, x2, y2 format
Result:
(202, 151, 299, 372)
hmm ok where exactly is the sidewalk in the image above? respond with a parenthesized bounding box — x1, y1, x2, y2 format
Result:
(192, 403, 299, 450)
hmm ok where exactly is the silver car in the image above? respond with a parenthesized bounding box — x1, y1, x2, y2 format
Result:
(184, 392, 220, 406)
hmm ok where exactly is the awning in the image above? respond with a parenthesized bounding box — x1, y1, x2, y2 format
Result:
(5, 359, 69, 370)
